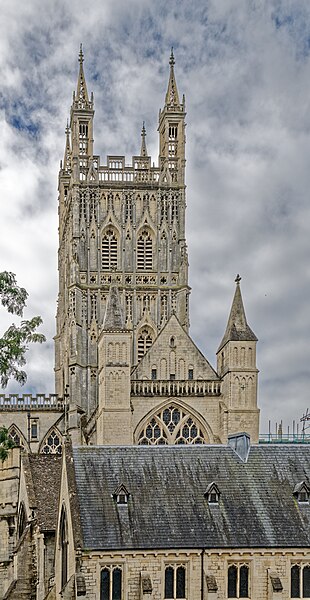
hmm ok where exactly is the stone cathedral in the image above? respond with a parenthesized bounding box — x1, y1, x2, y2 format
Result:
(0, 49, 309, 600)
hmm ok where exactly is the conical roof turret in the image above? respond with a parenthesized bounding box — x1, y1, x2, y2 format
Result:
(165, 48, 181, 108)
(103, 282, 125, 331)
(217, 275, 257, 353)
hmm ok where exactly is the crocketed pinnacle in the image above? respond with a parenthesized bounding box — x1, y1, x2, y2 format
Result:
(165, 47, 180, 107)
(140, 122, 148, 157)
(103, 283, 125, 330)
(217, 275, 257, 353)
(75, 43, 90, 108)
(63, 121, 71, 173)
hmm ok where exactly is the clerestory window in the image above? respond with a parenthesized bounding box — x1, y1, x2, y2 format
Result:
(165, 565, 186, 599)
(100, 566, 122, 600)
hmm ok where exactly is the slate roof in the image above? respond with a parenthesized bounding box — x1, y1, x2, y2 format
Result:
(72, 444, 310, 550)
(24, 454, 62, 531)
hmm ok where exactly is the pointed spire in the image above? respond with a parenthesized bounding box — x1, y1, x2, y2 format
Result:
(217, 275, 257, 352)
(140, 122, 148, 157)
(103, 283, 125, 331)
(165, 47, 180, 107)
(63, 120, 71, 173)
(75, 43, 90, 109)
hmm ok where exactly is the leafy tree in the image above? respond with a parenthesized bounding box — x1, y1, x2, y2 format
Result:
(0, 426, 15, 462)
(0, 271, 46, 388)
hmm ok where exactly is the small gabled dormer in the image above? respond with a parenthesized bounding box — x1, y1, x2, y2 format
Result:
(112, 484, 130, 505)
(293, 481, 310, 504)
(205, 482, 220, 505)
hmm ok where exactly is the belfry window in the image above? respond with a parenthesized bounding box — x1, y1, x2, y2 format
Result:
(291, 564, 310, 598)
(165, 565, 186, 599)
(102, 229, 118, 271)
(137, 230, 153, 270)
(79, 121, 88, 155)
(228, 564, 249, 598)
(100, 566, 122, 600)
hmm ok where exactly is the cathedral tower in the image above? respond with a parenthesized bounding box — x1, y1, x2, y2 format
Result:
(55, 48, 190, 415)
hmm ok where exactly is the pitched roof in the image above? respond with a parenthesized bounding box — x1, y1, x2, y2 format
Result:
(217, 278, 257, 352)
(72, 444, 310, 550)
(23, 454, 62, 531)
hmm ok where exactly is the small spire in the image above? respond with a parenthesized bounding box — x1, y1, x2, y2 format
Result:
(75, 44, 90, 109)
(103, 283, 125, 331)
(63, 120, 71, 173)
(165, 47, 180, 107)
(217, 276, 257, 352)
(140, 121, 148, 157)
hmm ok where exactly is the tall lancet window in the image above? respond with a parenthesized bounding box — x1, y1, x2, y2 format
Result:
(137, 327, 154, 362)
(137, 230, 153, 270)
(101, 229, 118, 271)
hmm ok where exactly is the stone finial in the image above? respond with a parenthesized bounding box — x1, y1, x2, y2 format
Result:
(140, 122, 148, 157)
(235, 273, 241, 284)
(79, 43, 84, 64)
(169, 47, 175, 67)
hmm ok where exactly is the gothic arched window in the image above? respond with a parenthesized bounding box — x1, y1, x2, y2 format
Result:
(59, 507, 68, 590)
(100, 566, 122, 600)
(101, 228, 118, 271)
(228, 564, 249, 598)
(137, 230, 153, 270)
(18, 503, 27, 538)
(41, 428, 62, 455)
(8, 425, 27, 450)
(138, 404, 206, 445)
(137, 327, 154, 362)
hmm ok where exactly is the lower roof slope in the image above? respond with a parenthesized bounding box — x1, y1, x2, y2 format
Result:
(72, 445, 310, 550)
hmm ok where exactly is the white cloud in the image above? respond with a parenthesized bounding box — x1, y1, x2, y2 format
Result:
(0, 0, 309, 435)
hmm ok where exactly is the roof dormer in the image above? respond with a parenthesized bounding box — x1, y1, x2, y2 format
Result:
(112, 484, 130, 505)
(205, 482, 220, 505)
(293, 481, 310, 504)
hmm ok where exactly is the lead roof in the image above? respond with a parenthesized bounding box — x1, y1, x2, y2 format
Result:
(71, 445, 310, 550)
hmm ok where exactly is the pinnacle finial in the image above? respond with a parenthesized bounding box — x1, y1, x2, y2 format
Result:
(235, 274, 241, 284)
(169, 47, 175, 67)
(140, 121, 148, 157)
(79, 43, 84, 64)
(65, 119, 70, 135)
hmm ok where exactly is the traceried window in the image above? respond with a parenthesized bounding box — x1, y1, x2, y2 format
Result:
(102, 229, 118, 270)
(228, 564, 249, 598)
(291, 564, 310, 598)
(8, 426, 26, 449)
(41, 429, 62, 455)
(138, 404, 206, 445)
(165, 565, 186, 599)
(137, 327, 154, 362)
(100, 566, 122, 600)
(137, 230, 153, 270)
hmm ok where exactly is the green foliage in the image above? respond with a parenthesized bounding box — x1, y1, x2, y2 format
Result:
(0, 426, 15, 462)
(0, 271, 46, 388)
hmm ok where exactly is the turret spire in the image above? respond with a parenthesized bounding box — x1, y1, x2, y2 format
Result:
(74, 43, 90, 109)
(217, 275, 257, 352)
(165, 47, 180, 107)
(140, 122, 148, 157)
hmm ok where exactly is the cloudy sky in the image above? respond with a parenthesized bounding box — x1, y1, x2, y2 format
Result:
(0, 0, 309, 435)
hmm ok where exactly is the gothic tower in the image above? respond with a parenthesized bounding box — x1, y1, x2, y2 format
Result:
(55, 47, 190, 415)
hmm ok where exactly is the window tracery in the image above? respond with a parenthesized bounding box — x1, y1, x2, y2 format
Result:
(41, 429, 62, 455)
(138, 404, 206, 445)
(8, 425, 27, 449)
(137, 327, 154, 362)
